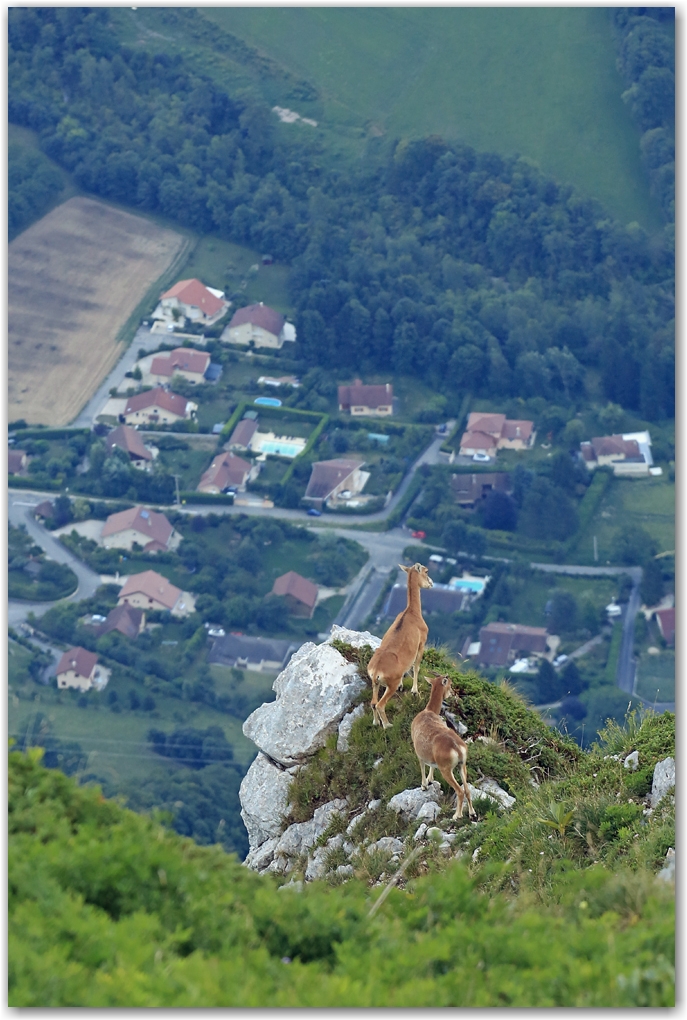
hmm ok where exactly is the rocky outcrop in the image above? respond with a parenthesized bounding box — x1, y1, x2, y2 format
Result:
(650, 757, 675, 808)
(337, 704, 366, 752)
(239, 753, 297, 850)
(243, 641, 367, 767)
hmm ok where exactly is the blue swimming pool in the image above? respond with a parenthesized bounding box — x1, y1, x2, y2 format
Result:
(260, 440, 303, 458)
(254, 396, 282, 407)
(448, 578, 487, 594)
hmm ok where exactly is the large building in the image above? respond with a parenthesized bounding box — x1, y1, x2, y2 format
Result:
(338, 380, 394, 417)
(222, 303, 296, 349)
(580, 431, 653, 477)
(123, 387, 197, 427)
(459, 412, 535, 457)
(101, 506, 178, 553)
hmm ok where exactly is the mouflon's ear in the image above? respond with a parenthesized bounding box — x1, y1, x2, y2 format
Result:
(399, 564, 410, 573)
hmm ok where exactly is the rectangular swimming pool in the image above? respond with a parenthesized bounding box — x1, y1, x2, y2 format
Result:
(259, 440, 304, 458)
(448, 578, 487, 594)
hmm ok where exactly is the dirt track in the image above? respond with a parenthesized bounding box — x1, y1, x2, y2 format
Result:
(9, 197, 184, 426)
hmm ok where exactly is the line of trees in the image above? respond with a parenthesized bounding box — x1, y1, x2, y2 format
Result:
(9, 7, 674, 422)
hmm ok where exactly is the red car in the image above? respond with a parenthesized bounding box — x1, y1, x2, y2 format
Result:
(411, 530, 426, 540)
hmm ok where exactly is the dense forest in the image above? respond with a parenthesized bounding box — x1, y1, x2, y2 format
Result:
(9, 7, 674, 421)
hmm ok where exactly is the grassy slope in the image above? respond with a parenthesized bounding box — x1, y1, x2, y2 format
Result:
(572, 475, 675, 566)
(8, 646, 675, 1005)
(198, 6, 661, 230)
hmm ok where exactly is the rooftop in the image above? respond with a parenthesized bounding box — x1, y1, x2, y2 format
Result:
(119, 570, 182, 611)
(271, 571, 318, 610)
(304, 458, 365, 501)
(102, 506, 173, 548)
(229, 303, 285, 337)
(161, 278, 225, 317)
(56, 646, 98, 679)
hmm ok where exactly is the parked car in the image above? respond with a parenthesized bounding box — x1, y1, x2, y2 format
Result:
(553, 654, 569, 668)
(472, 452, 491, 463)
(411, 530, 426, 539)
(208, 627, 226, 638)
(307, 507, 322, 517)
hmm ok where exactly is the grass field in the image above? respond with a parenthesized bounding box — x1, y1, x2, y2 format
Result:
(9, 197, 185, 426)
(634, 650, 675, 704)
(181, 235, 292, 314)
(571, 475, 675, 566)
(186, 6, 663, 230)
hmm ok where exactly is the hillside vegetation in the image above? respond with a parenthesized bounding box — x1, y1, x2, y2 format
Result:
(9, 640, 674, 1006)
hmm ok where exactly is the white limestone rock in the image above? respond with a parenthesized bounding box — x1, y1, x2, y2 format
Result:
(650, 757, 675, 808)
(387, 783, 442, 819)
(416, 800, 441, 823)
(413, 823, 428, 841)
(305, 847, 329, 882)
(336, 864, 355, 879)
(327, 625, 382, 650)
(273, 798, 348, 860)
(239, 753, 295, 851)
(368, 836, 405, 856)
(243, 643, 366, 766)
(657, 847, 675, 883)
(243, 836, 279, 872)
(475, 779, 516, 810)
(623, 750, 639, 771)
(337, 703, 366, 752)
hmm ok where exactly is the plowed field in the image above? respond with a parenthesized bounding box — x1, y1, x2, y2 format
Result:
(9, 197, 184, 425)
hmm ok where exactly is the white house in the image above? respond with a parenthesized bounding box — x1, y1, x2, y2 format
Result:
(222, 303, 296, 349)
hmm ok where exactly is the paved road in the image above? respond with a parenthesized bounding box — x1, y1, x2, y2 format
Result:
(8, 496, 102, 626)
(71, 325, 163, 427)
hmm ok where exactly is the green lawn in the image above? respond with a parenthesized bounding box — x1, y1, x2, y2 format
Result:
(193, 6, 662, 230)
(486, 570, 617, 638)
(634, 650, 675, 704)
(180, 235, 292, 314)
(571, 475, 675, 566)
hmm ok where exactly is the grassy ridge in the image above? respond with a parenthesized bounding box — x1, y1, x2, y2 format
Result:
(197, 7, 661, 229)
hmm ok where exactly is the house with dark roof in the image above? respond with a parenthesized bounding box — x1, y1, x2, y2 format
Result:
(8, 448, 29, 475)
(451, 472, 513, 508)
(208, 633, 298, 671)
(270, 571, 319, 618)
(580, 431, 652, 477)
(97, 604, 145, 640)
(197, 451, 255, 494)
(56, 646, 100, 691)
(476, 622, 553, 668)
(149, 347, 211, 385)
(303, 458, 368, 509)
(226, 417, 259, 451)
(34, 500, 54, 520)
(157, 279, 228, 325)
(338, 380, 394, 417)
(101, 506, 178, 553)
(222, 302, 296, 349)
(384, 584, 467, 618)
(105, 425, 157, 470)
(122, 387, 197, 427)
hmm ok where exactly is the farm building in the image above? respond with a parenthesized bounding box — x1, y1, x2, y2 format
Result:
(476, 622, 555, 668)
(303, 458, 368, 509)
(197, 451, 255, 494)
(122, 387, 197, 426)
(101, 506, 179, 553)
(56, 646, 105, 692)
(270, 571, 319, 618)
(156, 279, 228, 325)
(118, 570, 195, 617)
(222, 302, 296, 349)
(96, 604, 146, 640)
(105, 425, 157, 470)
(149, 347, 211, 385)
(338, 380, 393, 416)
(208, 633, 298, 672)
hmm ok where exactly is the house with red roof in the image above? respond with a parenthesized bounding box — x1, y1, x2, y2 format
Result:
(270, 571, 319, 618)
(338, 380, 394, 417)
(56, 646, 104, 692)
(157, 279, 228, 326)
(118, 570, 195, 616)
(654, 607, 675, 647)
(101, 506, 179, 553)
(197, 451, 255, 494)
(222, 302, 296, 350)
(580, 431, 652, 477)
(149, 347, 211, 385)
(105, 425, 157, 470)
(459, 411, 536, 457)
(122, 387, 197, 427)
(304, 458, 368, 509)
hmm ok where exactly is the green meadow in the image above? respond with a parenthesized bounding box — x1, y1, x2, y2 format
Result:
(192, 6, 661, 230)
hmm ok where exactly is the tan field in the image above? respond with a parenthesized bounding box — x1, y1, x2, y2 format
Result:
(9, 197, 185, 426)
